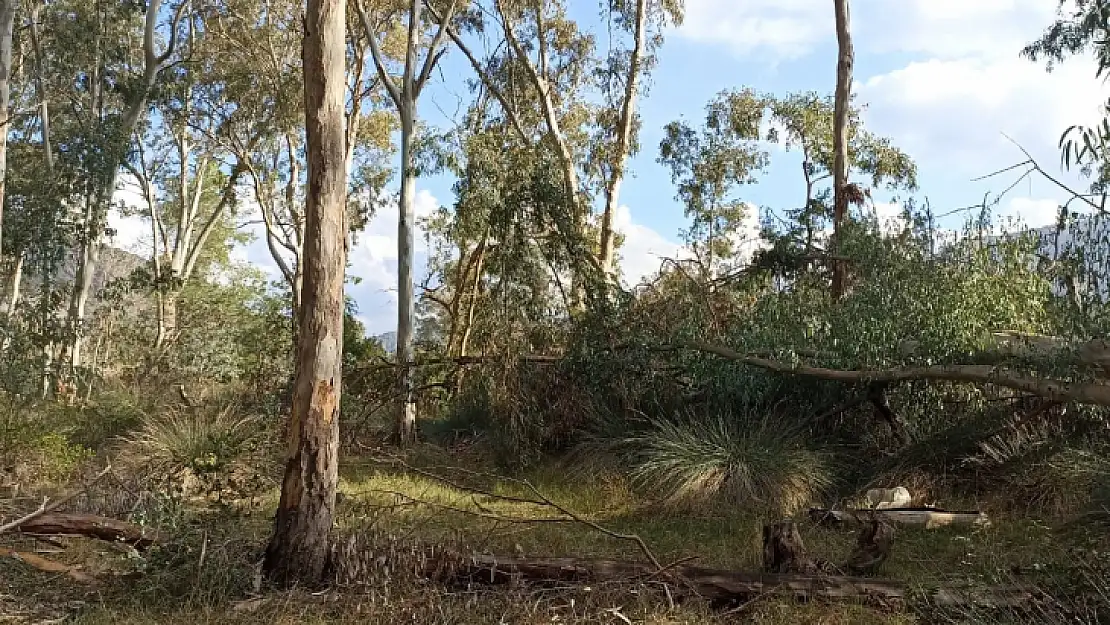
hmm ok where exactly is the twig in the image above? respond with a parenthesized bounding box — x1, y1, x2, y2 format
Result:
(365, 455, 665, 571)
(0, 465, 112, 534)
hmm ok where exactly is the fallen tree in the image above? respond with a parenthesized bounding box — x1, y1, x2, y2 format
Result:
(11, 512, 162, 549)
(680, 340, 1110, 407)
(809, 507, 990, 529)
(426, 552, 1036, 609)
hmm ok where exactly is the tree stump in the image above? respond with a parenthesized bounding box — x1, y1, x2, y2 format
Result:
(762, 520, 818, 574)
(844, 516, 895, 576)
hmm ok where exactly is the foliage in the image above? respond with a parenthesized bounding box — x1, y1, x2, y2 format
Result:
(120, 404, 274, 500)
(614, 408, 835, 515)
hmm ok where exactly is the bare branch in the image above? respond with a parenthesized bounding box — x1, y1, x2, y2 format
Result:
(356, 0, 402, 108)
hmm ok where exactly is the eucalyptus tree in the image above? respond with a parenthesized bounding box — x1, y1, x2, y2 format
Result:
(199, 0, 391, 325)
(262, 0, 348, 586)
(762, 91, 916, 264)
(658, 89, 769, 280)
(831, 0, 853, 297)
(593, 0, 682, 281)
(419, 96, 578, 363)
(122, 12, 248, 352)
(429, 0, 605, 299)
(68, 0, 189, 370)
(0, 0, 17, 265)
(355, 0, 462, 443)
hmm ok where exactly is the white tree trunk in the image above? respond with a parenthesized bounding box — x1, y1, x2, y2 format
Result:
(0, 0, 16, 263)
(599, 0, 648, 281)
(396, 103, 417, 443)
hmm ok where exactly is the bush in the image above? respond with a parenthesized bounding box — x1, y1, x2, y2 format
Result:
(614, 409, 836, 515)
(121, 405, 276, 500)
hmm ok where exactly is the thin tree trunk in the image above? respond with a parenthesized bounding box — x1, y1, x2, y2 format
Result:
(0, 0, 16, 263)
(262, 0, 346, 587)
(831, 0, 854, 298)
(397, 102, 417, 444)
(598, 0, 647, 281)
(3, 251, 20, 315)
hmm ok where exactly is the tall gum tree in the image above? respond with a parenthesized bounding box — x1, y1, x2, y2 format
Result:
(595, 0, 682, 282)
(831, 0, 853, 298)
(262, 0, 348, 585)
(357, 0, 460, 444)
(65, 0, 188, 371)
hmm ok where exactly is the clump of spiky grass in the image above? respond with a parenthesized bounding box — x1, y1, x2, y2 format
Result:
(621, 410, 835, 515)
(121, 405, 274, 499)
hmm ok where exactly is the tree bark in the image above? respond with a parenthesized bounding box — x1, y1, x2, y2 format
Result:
(397, 99, 417, 444)
(831, 0, 853, 298)
(0, 0, 16, 263)
(262, 0, 347, 587)
(598, 0, 648, 281)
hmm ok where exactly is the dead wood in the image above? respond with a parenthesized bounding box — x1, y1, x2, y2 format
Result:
(0, 465, 112, 534)
(808, 507, 990, 529)
(680, 340, 1110, 406)
(763, 520, 823, 574)
(12, 512, 162, 549)
(0, 547, 97, 583)
(845, 517, 895, 576)
(430, 552, 1035, 608)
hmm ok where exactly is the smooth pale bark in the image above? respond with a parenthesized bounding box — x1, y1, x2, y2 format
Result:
(598, 0, 648, 280)
(262, 0, 347, 586)
(0, 0, 15, 263)
(831, 0, 853, 298)
(397, 102, 417, 442)
(359, 0, 458, 445)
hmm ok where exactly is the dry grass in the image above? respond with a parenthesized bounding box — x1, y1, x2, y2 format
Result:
(1, 444, 1104, 624)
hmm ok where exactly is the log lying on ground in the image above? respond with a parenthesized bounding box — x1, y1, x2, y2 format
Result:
(433, 553, 1034, 608)
(11, 512, 162, 549)
(809, 507, 990, 529)
(0, 547, 96, 583)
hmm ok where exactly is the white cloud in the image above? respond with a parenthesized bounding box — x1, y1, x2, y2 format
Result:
(857, 55, 1109, 180)
(677, 0, 1056, 61)
(676, 0, 829, 60)
(612, 204, 685, 287)
(1000, 197, 1061, 228)
(347, 189, 440, 293)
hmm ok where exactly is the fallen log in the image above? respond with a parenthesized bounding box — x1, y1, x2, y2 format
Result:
(808, 507, 990, 529)
(11, 512, 162, 549)
(436, 554, 1034, 608)
(0, 547, 97, 583)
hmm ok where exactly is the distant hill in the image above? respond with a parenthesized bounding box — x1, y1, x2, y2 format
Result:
(374, 331, 397, 354)
(22, 245, 148, 311)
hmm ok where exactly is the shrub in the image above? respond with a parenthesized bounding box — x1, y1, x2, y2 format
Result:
(121, 405, 275, 500)
(617, 409, 835, 515)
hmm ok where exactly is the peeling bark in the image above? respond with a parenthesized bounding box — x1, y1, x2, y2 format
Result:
(262, 0, 347, 586)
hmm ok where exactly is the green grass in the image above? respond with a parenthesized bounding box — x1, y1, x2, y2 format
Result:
(2, 443, 1103, 624)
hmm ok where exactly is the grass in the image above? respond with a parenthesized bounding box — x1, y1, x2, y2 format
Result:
(2, 441, 1103, 624)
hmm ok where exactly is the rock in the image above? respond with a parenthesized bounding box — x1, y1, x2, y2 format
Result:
(865, 486, 911, 510)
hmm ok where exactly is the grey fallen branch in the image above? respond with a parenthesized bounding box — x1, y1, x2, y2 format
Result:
(808, 507, 990, 529)
(428, 553, 1036, 609)
(678, 341, 1110, 407)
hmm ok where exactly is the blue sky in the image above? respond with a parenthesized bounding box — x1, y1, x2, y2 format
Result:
(109, 0, 1110, 335)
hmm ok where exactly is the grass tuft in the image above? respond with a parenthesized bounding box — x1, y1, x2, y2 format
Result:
(620, 410, 836, 515)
